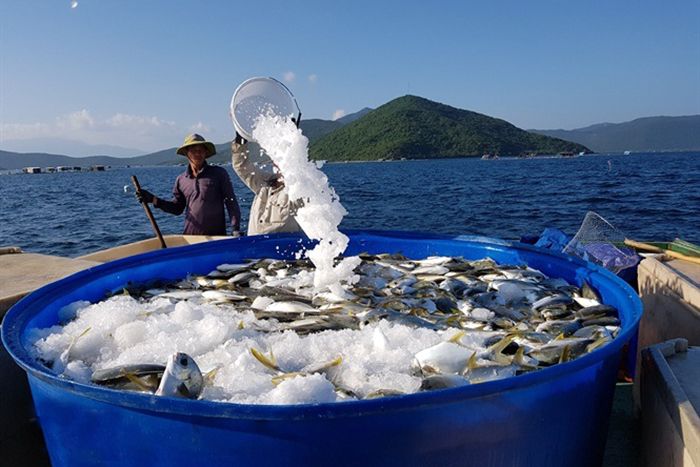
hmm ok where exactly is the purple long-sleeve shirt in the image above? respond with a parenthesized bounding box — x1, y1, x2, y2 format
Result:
(155, 163, 241, 235)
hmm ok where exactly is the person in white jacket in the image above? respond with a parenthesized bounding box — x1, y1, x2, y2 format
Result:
(231, 132, 302, 236)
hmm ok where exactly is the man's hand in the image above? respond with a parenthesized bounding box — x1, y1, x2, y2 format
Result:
(231, 230, 245, 238)
(135, 189, 154, 204)
(235, 132, 247, 145)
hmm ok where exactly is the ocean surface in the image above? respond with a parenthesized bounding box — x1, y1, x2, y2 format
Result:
(1, 152, 698, 258)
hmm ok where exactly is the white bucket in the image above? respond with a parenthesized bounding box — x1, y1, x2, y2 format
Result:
(230, 77, 300, 143)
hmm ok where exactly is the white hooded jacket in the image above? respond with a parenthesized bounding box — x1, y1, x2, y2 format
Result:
(231, 141, 301, 236)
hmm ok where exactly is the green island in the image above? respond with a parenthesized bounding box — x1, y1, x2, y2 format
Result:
(308, 95, 589, 162)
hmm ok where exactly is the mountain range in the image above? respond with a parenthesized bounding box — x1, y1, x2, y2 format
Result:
(1, 97, 697, 170)
(529, 115, 700, 153)
(0, 137, 145, 158)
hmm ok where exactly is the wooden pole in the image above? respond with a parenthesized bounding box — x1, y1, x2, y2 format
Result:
(132, 175, 167, 249)
(625, 239, 700, 265)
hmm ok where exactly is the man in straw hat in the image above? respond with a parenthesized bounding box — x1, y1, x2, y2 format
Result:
(136, 133, 242, 236)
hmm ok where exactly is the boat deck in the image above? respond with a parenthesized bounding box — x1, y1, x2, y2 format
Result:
(0, 251, 101, 316)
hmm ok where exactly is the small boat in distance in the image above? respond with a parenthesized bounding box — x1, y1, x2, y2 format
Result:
(517, 152, 537, 159)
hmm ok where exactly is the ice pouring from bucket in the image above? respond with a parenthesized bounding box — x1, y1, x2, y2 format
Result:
(230, 77, 301, 143)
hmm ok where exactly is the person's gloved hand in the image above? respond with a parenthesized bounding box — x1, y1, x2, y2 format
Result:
(135, 189, 154, 204)
(234, 132, 247, 145)
(231, 230, 245, 238)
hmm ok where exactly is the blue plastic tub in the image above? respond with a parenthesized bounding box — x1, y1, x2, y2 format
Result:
(2, 230, 642, 467)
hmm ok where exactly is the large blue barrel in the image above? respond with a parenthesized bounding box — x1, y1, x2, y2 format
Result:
(2, 230, 642, 467)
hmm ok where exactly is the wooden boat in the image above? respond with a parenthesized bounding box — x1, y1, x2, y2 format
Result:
(634, 248, 700, 467)
(1, 234, 698, 466)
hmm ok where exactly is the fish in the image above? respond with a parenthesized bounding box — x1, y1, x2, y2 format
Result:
(156, 290, 204, 300)
(581, 280, 602, 301)
(528, 338, 593, 365)
(420, 374, 471, 390)
(63, 251, 622, 401)
(155, 352, 204, 399)
(271, 357, 343, 386)
(265, 300, 320, 313)
(535, 319, 582, 336)
(575, 304, 617, 319)
(363, 389, 406, 400)
(412, 341, 475, 376)
(250, 346, 344, 388)
(201, 290, 248, 302)
(462, 362, 519, 384)
(91, 352, 203, 399)
(91, 363, 166, 392)
(532, 293, 574, 311)
(56, 326, 91, 372)
(216, 263, 252, 274)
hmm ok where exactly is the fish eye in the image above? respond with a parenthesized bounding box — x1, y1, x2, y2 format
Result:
(179, 356, 188, 366)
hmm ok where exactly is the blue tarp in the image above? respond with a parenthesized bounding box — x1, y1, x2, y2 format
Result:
(520, 227, 572, 251)
(521, 228, 641, 285)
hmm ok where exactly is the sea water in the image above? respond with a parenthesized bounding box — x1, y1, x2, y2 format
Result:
(0, 152, 698, 257)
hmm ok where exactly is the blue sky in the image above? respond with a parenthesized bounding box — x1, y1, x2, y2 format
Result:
(1, 0, 698, 154)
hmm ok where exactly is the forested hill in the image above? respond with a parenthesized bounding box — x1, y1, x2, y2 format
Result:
(309, 95, 589, 161)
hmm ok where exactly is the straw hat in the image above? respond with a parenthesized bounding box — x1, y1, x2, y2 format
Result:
(176, 134, 217, 158)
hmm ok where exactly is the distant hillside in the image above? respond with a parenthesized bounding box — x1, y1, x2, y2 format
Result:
(299, 108, 373, 142)
(0, 137, 144, 157)
(0, 149, 181, 171)
(530, 115, 700, 153)
(0, 150, 127, 171)
(298, 119, 343, 142)
(336, 107, 373, 124)
(309, 96, 589, 161)
(0, 143, 239, 170)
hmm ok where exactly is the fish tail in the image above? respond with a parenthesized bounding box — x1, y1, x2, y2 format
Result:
(447, 330, 467, 344)
(271, 371, 303, 386)
(120, 368, 155, 393)
(489, 335, 515, 365)
(558, 345, 571, 364)
(585, 336, 609, 353)
(250, 347, 282, 373)
(203, 365, 223, 385)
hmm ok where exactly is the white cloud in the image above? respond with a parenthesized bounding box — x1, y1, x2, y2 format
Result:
(56, 109, 95, 130)
(0, 110, 184, 152)
(188, 121, 211, 133)
(282, 72, 296, 83)
(0, 122, 51, 140)
(331, 109, 346, 121)
(308, 74, 318, 83)
(106, 113, 174, 129)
